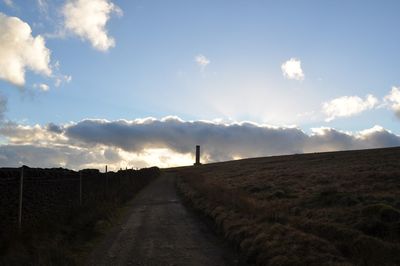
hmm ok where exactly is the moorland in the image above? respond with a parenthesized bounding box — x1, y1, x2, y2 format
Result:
(175, 147, 400, 265)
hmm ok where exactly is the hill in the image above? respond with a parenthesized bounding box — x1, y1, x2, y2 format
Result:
(174, 147, 400, 265)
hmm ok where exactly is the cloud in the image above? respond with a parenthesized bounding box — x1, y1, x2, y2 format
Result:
(37, 0, 48, 12)
(33, 83, 50, 91)
(0, 13, 52, 86)
(64, 118, 307, 160)
(195, 54, 210, 70)
(63, 0, 122, 51)
(384, 86, 400, 118)
(0, 121, 68, 145)
(36, 0, 52, 18)
(39, 83, 49, 91)
(3, 0, 12, 7)
(322, 94, 378, 122)
(64, 118, 400, 161)
(46, 122, 63, 133)
(0, 94, 7, 120)
(54, 74, 72, 87)
(0, 144, 109, 169)
(281, 58, 304, 81)
(306, 126, 400, 153)
(1, 117, 400, 169)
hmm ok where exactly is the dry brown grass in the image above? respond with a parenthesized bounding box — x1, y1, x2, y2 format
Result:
(175, 147, 400, 266)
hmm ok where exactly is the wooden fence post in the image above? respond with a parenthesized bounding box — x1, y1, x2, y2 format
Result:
(105, 165, 108, 196)
(18, 166, 24, 231)
(79, 171, 82, 206)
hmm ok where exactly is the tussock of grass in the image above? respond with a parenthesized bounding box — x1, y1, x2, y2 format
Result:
(175, 147, 400, 265)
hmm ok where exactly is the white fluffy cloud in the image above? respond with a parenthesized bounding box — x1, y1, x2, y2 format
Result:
(323, 94, 378, 122)
(63, 0, 122, 51)
(384, 86, 400, 118)
(0, 13, 52, 86)
(34, 83, 49, 91)
(1, 117, 400, 169)
(195, 54, 210, 70)
(281, 58, 304, 80)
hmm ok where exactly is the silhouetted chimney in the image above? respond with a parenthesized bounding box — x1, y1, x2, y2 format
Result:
(194, 145, 201, 166)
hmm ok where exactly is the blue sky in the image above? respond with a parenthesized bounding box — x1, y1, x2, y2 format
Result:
(1, 0, 400, 169)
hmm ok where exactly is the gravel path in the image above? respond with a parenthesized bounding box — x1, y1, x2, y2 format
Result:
(86, 172, 242, 266)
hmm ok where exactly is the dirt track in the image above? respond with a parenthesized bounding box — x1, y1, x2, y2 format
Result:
(86, 172, 241, 266)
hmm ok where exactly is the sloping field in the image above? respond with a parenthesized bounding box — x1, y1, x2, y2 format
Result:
(175, 147, 400, 266)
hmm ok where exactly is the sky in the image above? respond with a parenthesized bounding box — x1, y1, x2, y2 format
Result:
(1, 0, 400, 170)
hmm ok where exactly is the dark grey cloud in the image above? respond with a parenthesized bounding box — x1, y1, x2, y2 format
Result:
(1, 117, 400, 169)
(0, 144, 94, 168)
(46, 122, 63, 133)
(64, 117, 400, 162)
(64, 118, 309, 161)
(103, 147, 122, 162)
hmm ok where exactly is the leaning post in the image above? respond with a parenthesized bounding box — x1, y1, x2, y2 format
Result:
(105, 165, 108, 196)
(79, 171, 83, 206)
(18, 166, 24, 232)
